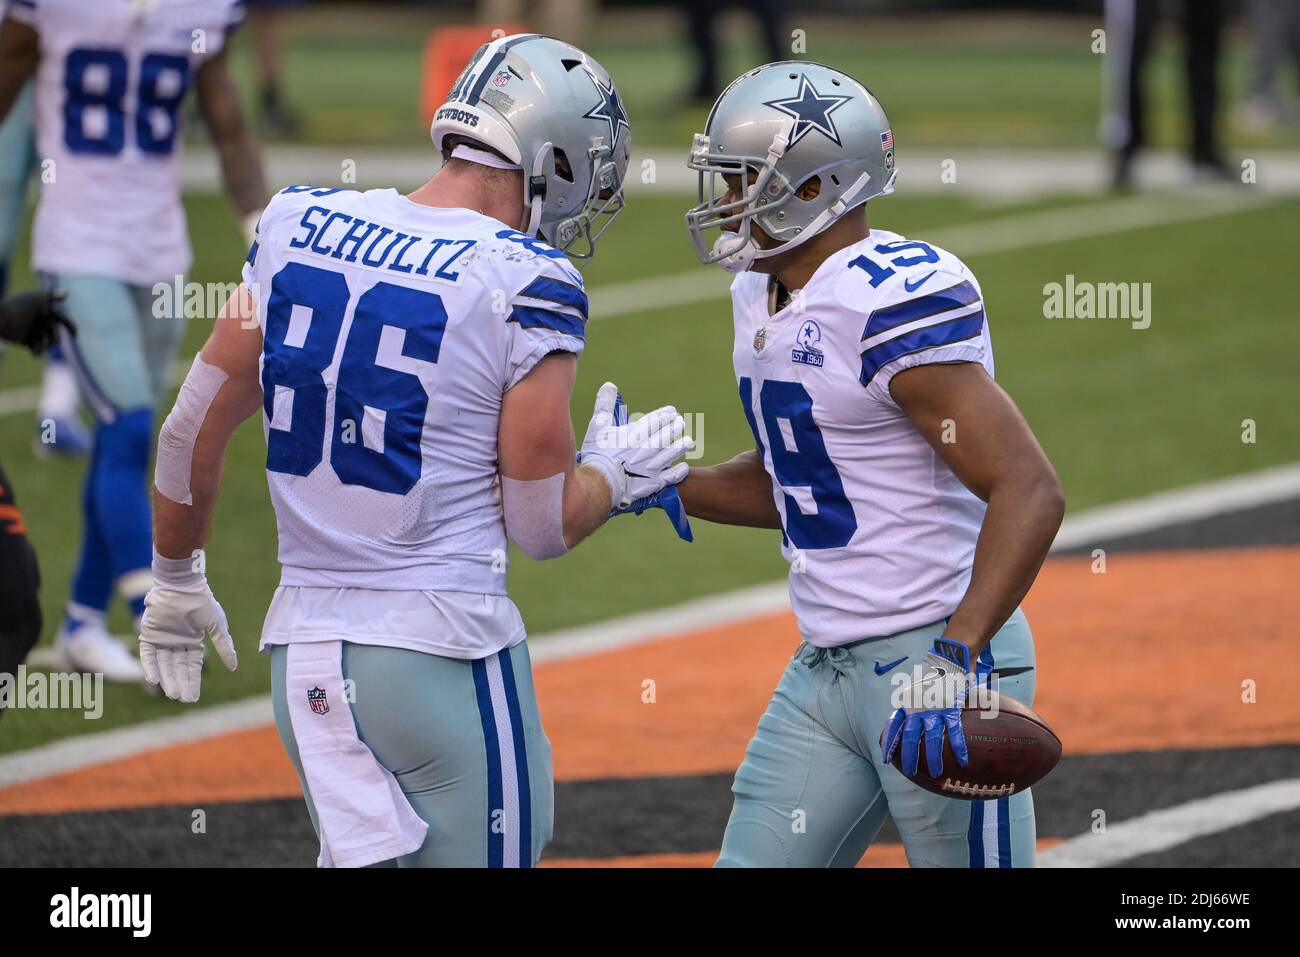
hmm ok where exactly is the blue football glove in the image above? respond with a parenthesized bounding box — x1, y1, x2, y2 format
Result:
(881, 637, 978, 779)
(610, 485, 693, 541)
(602, 389, 693, 542)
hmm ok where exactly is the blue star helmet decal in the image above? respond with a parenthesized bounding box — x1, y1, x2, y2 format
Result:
(582, 70, 629, 145)
(763, 74, 854, 148)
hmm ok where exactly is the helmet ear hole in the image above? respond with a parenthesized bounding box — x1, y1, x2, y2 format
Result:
(794, 175, 822, 201)
(553, 148, 575, 183)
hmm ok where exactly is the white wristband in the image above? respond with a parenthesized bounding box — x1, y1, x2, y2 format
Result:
(152, 547, 206, 589)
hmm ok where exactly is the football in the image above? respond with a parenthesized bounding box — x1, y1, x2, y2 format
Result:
(886, 694, 1062, 800)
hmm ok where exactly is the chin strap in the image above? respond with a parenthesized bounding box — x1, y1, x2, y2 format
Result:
(523, 141, 551, 237)
(748, 170, 873, 265)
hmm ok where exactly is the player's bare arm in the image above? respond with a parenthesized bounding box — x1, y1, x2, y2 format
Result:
(499, 353, 615, 552)
(140, 286, 262, 701)
(501, 354, 694, 555)
(195, 46, 268, 227)
(0, 16, 39, 121)
(677, 449, 780, 528)
(152, 286, 263, 559)
(890, 361, 1065, 659)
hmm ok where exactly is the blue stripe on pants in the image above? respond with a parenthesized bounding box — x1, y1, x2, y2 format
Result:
(968, 799, 985, 868)
(498, 647, 533, 867)
(471, 657, 505, 868)
(997, 796, 1012, 867)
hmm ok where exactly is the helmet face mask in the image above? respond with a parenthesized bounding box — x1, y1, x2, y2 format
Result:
(684, 61, 897, 272)
(550, 139, 627, 261)
(431, 35, 631, 264)
(685, 135, 794, 267)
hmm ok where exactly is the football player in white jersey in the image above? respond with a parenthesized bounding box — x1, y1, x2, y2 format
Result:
(136, 36, 691, 867)
(0, 0, 88, 459)
(0, 0, 266, 681)
(673, 62, 1065, 867)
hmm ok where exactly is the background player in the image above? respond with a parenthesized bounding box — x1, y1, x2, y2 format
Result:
(0, 288, 73, 719)
(137, 36, 691, 867)
(673, 62, 1065, 867)
(0, 0, 266, 681)
(0, 0, 86, 458)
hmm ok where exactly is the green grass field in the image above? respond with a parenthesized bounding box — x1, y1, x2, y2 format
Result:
(2, 185, 1297, 753)
(217, 8, 1300, 151)
(2, 7, 1298, 753)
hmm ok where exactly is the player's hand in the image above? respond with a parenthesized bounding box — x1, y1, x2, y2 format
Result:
(881, 637, 975, 778)
(138, 583, 238, 703)
(0, 290, 75, 355)
(578, 381, 693, 508)
(610, 486, 694, 541)
(600, 385, 694, 541)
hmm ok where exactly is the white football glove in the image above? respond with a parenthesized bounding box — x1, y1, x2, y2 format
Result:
(579, 382, 693, 508)
(138, 551, 238, 703)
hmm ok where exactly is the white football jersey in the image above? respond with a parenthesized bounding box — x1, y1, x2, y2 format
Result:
(10, 0, 243, 284)
(731, 229, 994, 646)
(243, 186, 587, 602)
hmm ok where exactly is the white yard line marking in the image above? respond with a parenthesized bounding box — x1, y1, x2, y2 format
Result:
(0, 188, 1281, 417)
(2, 462, 1297, 787)
(1037, 778, 1300, 867)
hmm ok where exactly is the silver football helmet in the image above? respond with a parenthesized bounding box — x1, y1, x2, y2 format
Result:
(431, 34, 631, 261)
(685, 61, 896, 273)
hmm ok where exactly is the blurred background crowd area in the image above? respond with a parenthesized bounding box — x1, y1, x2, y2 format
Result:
(227, 0, 1300, 159)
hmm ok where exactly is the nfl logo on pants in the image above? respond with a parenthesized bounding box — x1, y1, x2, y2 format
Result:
(307, 687, 329, 715)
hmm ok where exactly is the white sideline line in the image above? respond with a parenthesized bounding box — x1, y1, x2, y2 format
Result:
(180, 146, 1300, 197)
(3, 461, 1298, 790)
(1037, 778, 1300, 867)
(0, 696, 274, 789)
(528, 580, 790, 665)
(0, 583, 790, 790)
(0, 384, 39, 419)
(1050, 461, 1300, 551)
(0, 187, 1280, 419)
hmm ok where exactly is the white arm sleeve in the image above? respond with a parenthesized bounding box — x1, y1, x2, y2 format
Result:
(154, 355, 229, 505)
(500, 472, 569, 561)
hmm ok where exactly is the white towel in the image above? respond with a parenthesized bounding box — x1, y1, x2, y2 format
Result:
(285, 641, 429, 867)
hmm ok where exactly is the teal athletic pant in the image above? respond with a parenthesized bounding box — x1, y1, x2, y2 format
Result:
(717, 609, 1037, 868)
(271, 640, 554, 867)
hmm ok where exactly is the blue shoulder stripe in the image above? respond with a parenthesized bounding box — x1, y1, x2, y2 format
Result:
(508, 306, 585, 340)
(860, 310, 984, 386)
(862, 280, 980, 340)
(244, 239, 258, 267)
(518, 276, 588, 320)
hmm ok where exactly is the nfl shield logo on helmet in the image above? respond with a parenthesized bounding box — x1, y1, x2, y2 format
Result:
(307, 687, 329, 715)
(493, 70, 511, 88)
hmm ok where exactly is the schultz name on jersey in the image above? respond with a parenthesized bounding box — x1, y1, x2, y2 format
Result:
(243, 185, 588, 597)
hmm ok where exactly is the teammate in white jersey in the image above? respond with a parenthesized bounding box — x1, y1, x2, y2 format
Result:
(0, 0, 266, 680)
(673, 62, 1065, 867)
(137, 36, 691, 867)
(0, 0, 87, 458)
